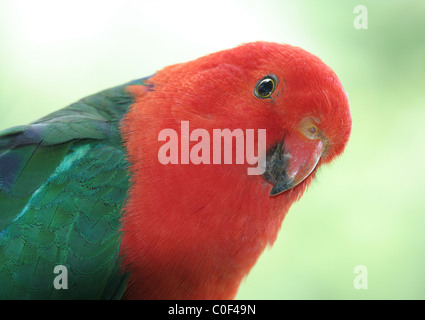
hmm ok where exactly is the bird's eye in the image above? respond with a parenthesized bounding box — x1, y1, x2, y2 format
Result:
(254, 75, 278, 99)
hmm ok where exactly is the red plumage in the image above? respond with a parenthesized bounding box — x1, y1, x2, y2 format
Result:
(119, 42, 351, 299)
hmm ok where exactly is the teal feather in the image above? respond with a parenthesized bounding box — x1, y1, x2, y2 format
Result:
(0, 77, 152, 299)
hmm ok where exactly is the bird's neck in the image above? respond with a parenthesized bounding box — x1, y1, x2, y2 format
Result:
(119, 163, 294, 299)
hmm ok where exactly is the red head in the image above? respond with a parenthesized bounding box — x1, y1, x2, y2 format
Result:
(120, 42, 351, 299)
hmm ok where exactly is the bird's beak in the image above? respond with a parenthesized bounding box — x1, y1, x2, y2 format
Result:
(263, 130, 324, 196)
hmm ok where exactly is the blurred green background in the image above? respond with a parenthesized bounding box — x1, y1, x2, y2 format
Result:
(1, 0, 424, 299)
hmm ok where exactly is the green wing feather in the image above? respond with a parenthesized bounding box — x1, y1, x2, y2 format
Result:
(0, 77, 150, 299)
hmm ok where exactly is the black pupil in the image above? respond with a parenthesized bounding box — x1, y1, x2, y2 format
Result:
(258, 78, 274, 97)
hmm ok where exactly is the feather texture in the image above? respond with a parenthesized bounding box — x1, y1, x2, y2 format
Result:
(0, 77, 150, 299)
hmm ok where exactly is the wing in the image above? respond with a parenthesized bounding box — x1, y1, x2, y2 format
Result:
(0, 77, 151, 299)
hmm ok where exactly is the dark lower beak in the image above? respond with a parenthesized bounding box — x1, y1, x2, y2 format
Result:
(263, 130, 324, 196)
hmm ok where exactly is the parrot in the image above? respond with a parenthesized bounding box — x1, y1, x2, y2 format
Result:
(0, 42, 352, 300)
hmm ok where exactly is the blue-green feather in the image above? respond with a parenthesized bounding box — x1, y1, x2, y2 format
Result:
(0, 76, 152, 299)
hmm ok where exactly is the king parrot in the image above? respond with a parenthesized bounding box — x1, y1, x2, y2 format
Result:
(0, 42, 352, 299)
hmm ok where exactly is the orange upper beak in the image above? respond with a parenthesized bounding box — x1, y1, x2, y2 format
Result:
(263, 129, 324, 196)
